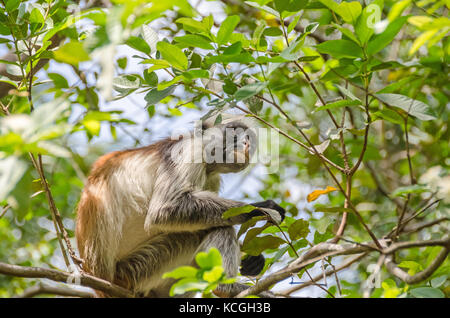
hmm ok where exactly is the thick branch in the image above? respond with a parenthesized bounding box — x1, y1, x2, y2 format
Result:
(235, 237, 449, 297)
(384, 246, 449, 284)
(282, 253, 368, 295)
(0, 262, 132, 298)
(15, 282, 94, 298)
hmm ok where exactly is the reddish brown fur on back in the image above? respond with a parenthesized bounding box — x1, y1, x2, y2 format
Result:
(76, 188, 103, 264)
(75, 138, 181, 293)
(88, 150, 133, 183)
(87, 139, 177, 183)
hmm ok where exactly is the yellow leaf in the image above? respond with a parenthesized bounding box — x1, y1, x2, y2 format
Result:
(307, 186, 337, 202)
(408, 15, 433, 29)
(409, 29, 438, 55)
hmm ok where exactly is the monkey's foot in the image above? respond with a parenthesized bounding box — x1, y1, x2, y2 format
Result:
(240, 254, 265, 276)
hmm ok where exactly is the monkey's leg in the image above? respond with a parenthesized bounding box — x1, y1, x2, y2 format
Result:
(195, 227, 274, 298)
(115, 231, 204, 297)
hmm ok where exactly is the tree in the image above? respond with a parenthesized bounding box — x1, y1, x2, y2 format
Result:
(0, 0, 449, 298)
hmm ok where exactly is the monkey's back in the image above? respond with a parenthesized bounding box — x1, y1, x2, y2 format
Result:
(76, 145, 162, 278)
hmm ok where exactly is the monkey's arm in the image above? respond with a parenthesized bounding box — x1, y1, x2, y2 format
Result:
(145, 190, 256, 232)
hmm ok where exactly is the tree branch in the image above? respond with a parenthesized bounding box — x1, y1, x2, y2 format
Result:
(384, 246, 449, 284)
(0, 262, 132, 298)
(15, 282, 94, 298)
(281, 252, 368, 295)
(235, 237, 449, 297)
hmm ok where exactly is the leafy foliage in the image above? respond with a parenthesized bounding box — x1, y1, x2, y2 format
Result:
(0, 0, 449, 298)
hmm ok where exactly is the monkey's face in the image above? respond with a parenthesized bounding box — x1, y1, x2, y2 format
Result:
(203, 121, 257, 174)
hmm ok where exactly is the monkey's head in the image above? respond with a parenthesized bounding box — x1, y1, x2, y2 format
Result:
(201, 115, 257, 174)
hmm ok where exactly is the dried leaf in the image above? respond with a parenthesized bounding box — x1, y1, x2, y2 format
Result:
(307, 186, 337, 202)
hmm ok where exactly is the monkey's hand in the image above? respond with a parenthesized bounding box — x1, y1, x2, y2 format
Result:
(248, 200, 285, 224)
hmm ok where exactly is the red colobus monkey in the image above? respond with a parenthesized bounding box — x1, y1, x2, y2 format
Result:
(76, 115, 285, 297)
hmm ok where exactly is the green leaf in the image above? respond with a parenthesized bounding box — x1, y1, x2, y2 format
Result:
(316, 40, 363, 58)
(29, 7, 44, 25)
(243, 224, 271, 246)
(144, 86, 175, 106)
(156, 41, 188, 70)
(367, 16, 408, 55)
(222, 205, 255, 220)
(372, 108, 404, 125)
(242, 235, 286, 256)
(305, 22, 319, 33)
(391, 184, 430, 197)
(175, 35, 214, 50)
(158, 76, 182, 90)
(287, 219, 310, 241)
(314, 99, 361, 112)
(298, 55, 320, 62)
(338, 1, 362, 24)
(117, 57, 127, 69)
(332, 23, 360, 44)
(398, 261, 423, 275)
(195, 248, 222, 269)
(274, 0, 290, 13)
(245, 1, 280, 18)
(163, 266, 198, 279)
(280, 35, 307, 60)
(234, 82, 267, 101)
(143, 69, 158, 86)
(223, 79, 237, 95)
(53, 42, 90, 66)
(112, 75, 141, 95)
(335, 84, 361, 101)
(287, 0, 310, 12)
(252, 21, 267, 49)
(313, 204, 354, 213)
(223, 41, 242, 55)
(175, 17, 209, 33)
(126, 36, 151, 55)
(319, 0, 362, 24)
(430, 276, 447, 288)
(387, 0, 411, 21)
(203, 266, 224, 283)
(206, 52, 255, 64)
(409, 29, 438, 55)
(182, 69, 209, 80)
(48, 73, 69, 89)
(168, 108, 183, 116)
(410, 287, 445, 298)
(169, 277, 209, 296)
(217, 15, 240, 45)
(5, 0, 20, 12)
(287, 14, 302, 33)
(376, 93, 436, 121)
(263, 27, 283, 37)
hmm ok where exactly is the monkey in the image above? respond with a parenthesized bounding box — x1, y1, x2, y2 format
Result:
(75, 115, 285, 297)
